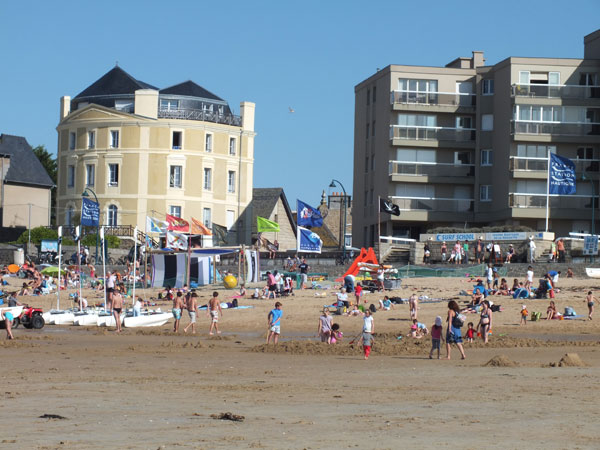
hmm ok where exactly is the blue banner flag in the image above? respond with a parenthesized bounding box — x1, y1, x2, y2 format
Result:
(297, 200, 323, 227)
(297, 226, 323, 253)
(81, 197, 100, 226)
(549, 154, 576, 195)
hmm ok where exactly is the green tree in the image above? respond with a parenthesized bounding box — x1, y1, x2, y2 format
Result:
(32, 145, 57, 225)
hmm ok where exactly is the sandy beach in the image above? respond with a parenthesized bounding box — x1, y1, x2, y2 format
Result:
(1, 272, 600, 449)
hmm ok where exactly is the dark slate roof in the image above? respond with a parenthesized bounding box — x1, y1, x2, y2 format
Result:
(160, 80, 224, 101)
(74, 66, 158, 99)
(0, 134, 54, 188)
(251, 188, 295, 234)
(291, 211, 339, 248)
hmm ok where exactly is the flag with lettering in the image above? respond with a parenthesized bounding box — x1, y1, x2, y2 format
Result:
(165, 214, 190, 232)
(81, 197, 100, 226)
(297, 226, 323, 253)
(297, 200, 323, 228)
(549, 154, 576, 195)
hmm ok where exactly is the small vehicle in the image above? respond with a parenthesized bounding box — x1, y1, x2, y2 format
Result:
(14, 305, 45, 329)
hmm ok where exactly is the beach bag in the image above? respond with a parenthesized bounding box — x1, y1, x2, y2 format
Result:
(369, 304, 377, 314)
(452, 313, 465, 328)
(531, 311, 541, 321)
(564, 306, 575, 317)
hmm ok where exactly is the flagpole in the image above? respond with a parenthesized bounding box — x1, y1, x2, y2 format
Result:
(545, 150, 551, 232)
(132, 226, 138, 305)
(378, 196, 381, 262)
(101, 227, 106, 312)
(57, 226, 62, 310)
(187, 233, 191, 288)
(77, 225, 82, 308)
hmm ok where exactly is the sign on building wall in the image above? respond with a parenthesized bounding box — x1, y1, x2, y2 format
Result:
(421, 231, 546, 242)
(583, 235, 598, 255)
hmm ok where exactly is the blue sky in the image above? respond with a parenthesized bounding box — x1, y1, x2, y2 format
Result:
(1, 0, 599, 208)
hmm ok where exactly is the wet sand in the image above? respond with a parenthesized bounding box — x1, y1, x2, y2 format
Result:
(1, 273, 600, 449)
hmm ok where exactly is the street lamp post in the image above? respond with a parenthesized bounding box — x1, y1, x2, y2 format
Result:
(82, 187, 100, 263)
(329, 179, 347, 262)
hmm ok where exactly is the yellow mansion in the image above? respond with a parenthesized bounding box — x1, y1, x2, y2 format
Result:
(56, 66, 255, 244)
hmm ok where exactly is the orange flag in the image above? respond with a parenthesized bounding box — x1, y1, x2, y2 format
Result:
(191, 217, 212, 235)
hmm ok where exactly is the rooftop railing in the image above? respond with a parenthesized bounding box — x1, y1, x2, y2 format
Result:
(389, 160, 475, 177)
(512, 121, 600, 136)
(390, 90, 476, 107)
(158, 108, 242, 126)
(389, 196, 474, 212)
(512, 83, 600, 100)
(509, 156, 600, 173)
(509, 193, 596, 209)
(390, 125, 476, 142)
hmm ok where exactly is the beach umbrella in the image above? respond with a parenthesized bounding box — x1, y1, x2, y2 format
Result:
(41, 266, 66, 276)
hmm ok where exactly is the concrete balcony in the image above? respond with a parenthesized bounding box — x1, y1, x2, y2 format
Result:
(389, 196, 474, 221)
(390, 90, 476, 113)
(390, 125, 476, 148)
(509, 193, 597, 219)
(389, 160, 475, 183)
(512, 84, 600, 101)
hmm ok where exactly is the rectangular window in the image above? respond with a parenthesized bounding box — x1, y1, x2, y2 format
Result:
(229, 137, 236, 156)
(67, 165, 75, 188)
(397, 114, 437, 127)
(456, 117, 472, 129)
(577, 147, 595, 160)
(365, 156, 369, 172)
(482, 79, 494, 95)
(160, 99, 179, 111)
(110, 130, 119, 148)
(85, 164, 95, 186)
(371, 154, 375, 170)
(226, 210, 235, 230)
(172, 131, 182, 150)
(227, 171, 236, 193)
(169, 205, 181, 217)
(170, 165, 182, 188)
(517, 144, 556, 158)
(371, 121, 375, 137)
(363, 190, 368, 207)
(69, 132, 76, 150)
(372, 86, 376, 103)
(454, 151, 471, 165)
(482, 114, 494, 131)
(367, 89, 370, 106)
(398, 79, 439, 104)
(480, 185, 492, 202)
(203, 168, 212, 190)
(205, 134, 213, 152)
(108, 164, 119, 186)
(203, 208, 212, 228)
(115, 100, 134, 112)
(366, 123, 370, 139)
(88, 131, 95, 149)
(481, 149, 493, 166)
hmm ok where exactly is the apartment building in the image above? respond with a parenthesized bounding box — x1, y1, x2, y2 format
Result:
(56, 66, 255, 244)
(353, 29, 600, 246)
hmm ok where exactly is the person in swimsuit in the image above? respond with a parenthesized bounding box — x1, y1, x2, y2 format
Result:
(112, 287, 123, 333)
(1, 309, 15, 339)
(172, 291, 184, 332)
(477, 300, 492, 343)
(207, 291, 222, 335)
(546, 300, 557, 320)
(585, 291, 595, 320)
(184, 292, 198, 334)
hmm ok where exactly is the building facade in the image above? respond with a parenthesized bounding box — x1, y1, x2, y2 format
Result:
(56, 67, 255, 244)
(353, 29, 600, 246)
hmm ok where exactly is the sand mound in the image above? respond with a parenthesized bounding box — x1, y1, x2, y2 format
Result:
(558, 353, 586, 367)
(483, 355, 519, 367)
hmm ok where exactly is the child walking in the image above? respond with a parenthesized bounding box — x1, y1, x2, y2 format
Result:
(355, 283, 363, 305)
(358, 331, 374, 360)
(585, 291, 595, 320)
(520, 305, 528, 325)
(429, 316, 443, 359)
(465, 322, 475, 343)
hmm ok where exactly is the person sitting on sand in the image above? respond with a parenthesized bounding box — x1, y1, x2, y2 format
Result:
(410, 320, 423, 339)
(567, 268, 574, 278)
(510, 278, 520, 294)
(18, 282, 30, 296)
(330, 323, 343, 344)
(239, 284, 246, 298)
(546, 301, 558, 320)
(378, 295, 394, 311)
(346, 305, 362, 316)
(495, 278, 509, 296)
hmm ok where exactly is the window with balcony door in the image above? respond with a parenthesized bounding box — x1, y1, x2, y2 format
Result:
(517, 144, 556, 158)
(227, 171, 236, 193)
(203, 168, 212, 190)
(205, 134, 213, 152)
(229, 137, 236, 156)
(172, 131, 182, 150)
(456, 117, 472, 129)
(398, 79, 438, 104)
(454, 151, 471, 165)
(85, 164, 95, 187)
(108, 164, 119, 186)
(170, 165, 182, 188)
(110, 130, 119, 149)
(161, 99, 179, 111)
(203, 208, 212, 228)
(397, 114, 437, 127)
(107, 205, 118, 226)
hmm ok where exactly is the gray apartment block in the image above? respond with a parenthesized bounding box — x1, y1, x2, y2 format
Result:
(353, 29, 600, 246)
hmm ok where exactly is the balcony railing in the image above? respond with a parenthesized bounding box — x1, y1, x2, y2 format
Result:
(509, 193, 597, 209)
(390, 90, 476, 107)
(390, 196, 474, 212)
(512, 83, 600, 100)
(158, 108, 242, 126)
(512, 121, 600, 136)
(389, 161, 475, 177)
(390, 125, 476, 142)
(509, 157, 600, 173)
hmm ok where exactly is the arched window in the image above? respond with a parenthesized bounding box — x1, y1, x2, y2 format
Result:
(107, 205, 118, 226)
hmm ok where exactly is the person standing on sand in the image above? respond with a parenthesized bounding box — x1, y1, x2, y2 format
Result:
(363, 309, 374, 333)
(184, 292, 198, 334)
(1, 309, 15, 339)
(585, 291, 595, 320)
(476, 300, 492, 343)
(445, 300, 466, 360)
(376, 264, 386, 292)
(267, 301, 282, 344)
(318, 308, 332, 343)
(106, 270, 116, 311)
(409, 293, 418, 320)
(299, 258, 309, 290)
(357, 331, 374, 360)
(207, 291, 222, 335)
(172, 291, 184, 332)
(112, 287, 123, 333)
(525, 266, 534, 293)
